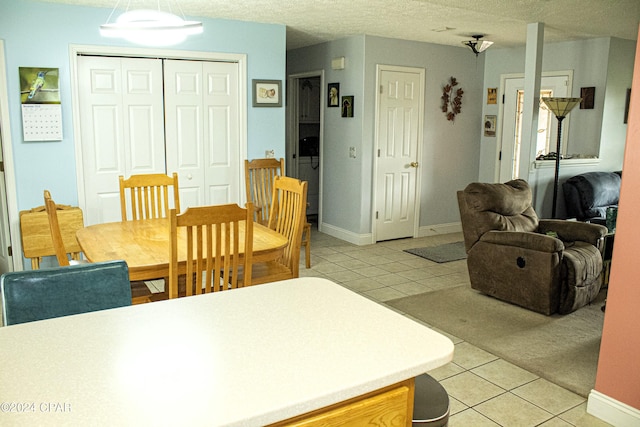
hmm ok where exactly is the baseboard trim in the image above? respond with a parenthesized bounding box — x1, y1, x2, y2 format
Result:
(318, 222, 462, 245)
(319, 222, 373, 246)
(587, 389, 640, 426)
(418, 222, 462, 237)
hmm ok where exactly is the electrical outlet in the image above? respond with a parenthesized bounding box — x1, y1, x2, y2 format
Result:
(349, 146, 356, 158)
(265, 149, 275, 158)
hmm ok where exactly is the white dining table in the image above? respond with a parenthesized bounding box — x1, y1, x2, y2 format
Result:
(0, 277, 454, 426)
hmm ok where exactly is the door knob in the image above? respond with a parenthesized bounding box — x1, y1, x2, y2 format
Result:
(410, 162, 419, 168)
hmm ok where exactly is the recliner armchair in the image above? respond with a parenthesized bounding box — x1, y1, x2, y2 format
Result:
(457, 179, 607, 315)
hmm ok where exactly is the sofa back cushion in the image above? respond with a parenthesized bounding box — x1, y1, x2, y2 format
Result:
(563, 171, 621, 220)
(458, 179, 539, 250)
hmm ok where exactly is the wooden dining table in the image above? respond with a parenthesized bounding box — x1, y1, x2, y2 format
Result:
(76, 218, 288, 282)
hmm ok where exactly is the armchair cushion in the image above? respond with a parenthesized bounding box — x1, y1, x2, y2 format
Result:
(538, 219, 607, 248)
(480, 230, 564, 253)
(458, 179, 539, 251)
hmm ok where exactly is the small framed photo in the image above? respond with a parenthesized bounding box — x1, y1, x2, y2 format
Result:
(328, 83, 340, 107)
(341, 95, 354, 117)
(252, 79, 282, 107)
(580, 87, 595, 109)
(487, 88, 497, 104)
(484, 115, 496, 137)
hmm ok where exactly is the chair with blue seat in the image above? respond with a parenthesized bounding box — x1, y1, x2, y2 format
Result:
(1, 260, 132, 326)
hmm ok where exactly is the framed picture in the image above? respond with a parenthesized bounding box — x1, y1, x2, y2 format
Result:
(328, 82, 340, 107)
(252, 79, 282, 107)
(580, 87, 595, 109)
(484, 115, 496, 137)
(341, 95, 354, 117)
(487, 88, 497, 104)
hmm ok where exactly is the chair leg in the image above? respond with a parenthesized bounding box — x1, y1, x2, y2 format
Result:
(303, 221, 311, 269)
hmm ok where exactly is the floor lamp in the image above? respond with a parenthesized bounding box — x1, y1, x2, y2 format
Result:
(541, 97, 582, 218)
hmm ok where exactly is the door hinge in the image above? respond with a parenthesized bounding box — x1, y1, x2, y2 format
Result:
(502, 94, 505, 104)
(377, 149, 380, 157)
(7, 246, 12, 256)
(380, 85, 383, 94)
(499, 151, 502, 161)
(0, 161, 4, 172)
(376, 211, 379, 219)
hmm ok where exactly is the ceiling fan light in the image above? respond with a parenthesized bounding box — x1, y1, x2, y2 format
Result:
(100, 9, 203, 46)
(463, 35, 493, 56)
(476, 40, 493, 53)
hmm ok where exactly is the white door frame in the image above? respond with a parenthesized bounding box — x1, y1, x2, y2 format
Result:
(287, 70, 324, 230)
(69, 44, 247, 216)
(0, 40, 20, 271)
(495, 70, 573, 182)
(372, 64, 424, 242)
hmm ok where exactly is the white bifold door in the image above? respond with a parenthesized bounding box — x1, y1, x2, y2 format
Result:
(77, 56, 241, 226)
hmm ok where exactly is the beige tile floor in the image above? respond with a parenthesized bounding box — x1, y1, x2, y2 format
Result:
(298, 226, 612, 427)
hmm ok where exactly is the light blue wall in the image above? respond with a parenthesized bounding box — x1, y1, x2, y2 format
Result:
(364, 36, 484, 229)
(288, 35, 484, 240)
(287, 36, 367, 234)
(0, 0, 286, 213)
(601, 37, 636, 170)
(289, 33, 634, 238)
(480, 37, 635, 217)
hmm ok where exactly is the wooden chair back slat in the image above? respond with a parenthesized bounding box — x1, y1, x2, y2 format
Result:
(168, 203, 253, 299)
(119, 173, 180, 221)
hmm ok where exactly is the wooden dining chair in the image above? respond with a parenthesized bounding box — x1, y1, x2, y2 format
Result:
(243, 176, 307, 286)
(43, 190, 87, 267)
(245, 158, 312, 268)
(245, 158, 284, 225)
(119, 172, 180, 221)
(168, 203, 253, 299)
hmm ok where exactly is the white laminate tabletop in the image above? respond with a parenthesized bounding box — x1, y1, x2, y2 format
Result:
(0, 277, 454, 426)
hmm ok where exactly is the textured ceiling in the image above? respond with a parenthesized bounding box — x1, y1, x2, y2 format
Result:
(41, 0, 640, 50)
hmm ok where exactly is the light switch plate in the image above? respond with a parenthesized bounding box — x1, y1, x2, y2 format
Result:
(265, 149, 275, 158)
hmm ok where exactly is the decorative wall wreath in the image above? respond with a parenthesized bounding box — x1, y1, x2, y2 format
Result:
(441, 76, 464, 121)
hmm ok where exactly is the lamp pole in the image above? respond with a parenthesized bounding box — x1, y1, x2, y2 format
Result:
(541, 97, 581, 219)
(551, 116, 566, 218)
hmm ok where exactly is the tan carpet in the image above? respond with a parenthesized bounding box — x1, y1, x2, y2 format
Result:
(387, 285, 606, 397)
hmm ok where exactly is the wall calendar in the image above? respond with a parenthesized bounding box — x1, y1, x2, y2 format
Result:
(19, 67, 62, 142)
(21, 104, 63, 141)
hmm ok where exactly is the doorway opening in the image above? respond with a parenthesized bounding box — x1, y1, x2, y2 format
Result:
(498, 72, 572, 182)
(287, 71, 323, 230)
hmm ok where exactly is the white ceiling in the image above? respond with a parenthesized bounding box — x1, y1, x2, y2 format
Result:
(42, 0, 640, 51)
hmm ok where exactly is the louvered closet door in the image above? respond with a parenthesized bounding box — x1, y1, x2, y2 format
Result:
(78, 56, 165, 225)
(164, 60, 240, 210)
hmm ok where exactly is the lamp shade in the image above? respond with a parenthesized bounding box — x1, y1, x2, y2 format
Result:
(541, 97, 582, 118)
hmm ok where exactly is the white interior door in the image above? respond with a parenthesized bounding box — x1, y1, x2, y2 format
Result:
(499, 74, 570, 182)
(165, 60, 240, 209)
(78, 56, 165, 225)
(78, 55, 241, 225)
(375, 66, 424, 242)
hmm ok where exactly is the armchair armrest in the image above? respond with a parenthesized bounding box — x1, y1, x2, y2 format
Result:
(538, 219, 607, 247)
(479, 230, 564, 253)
